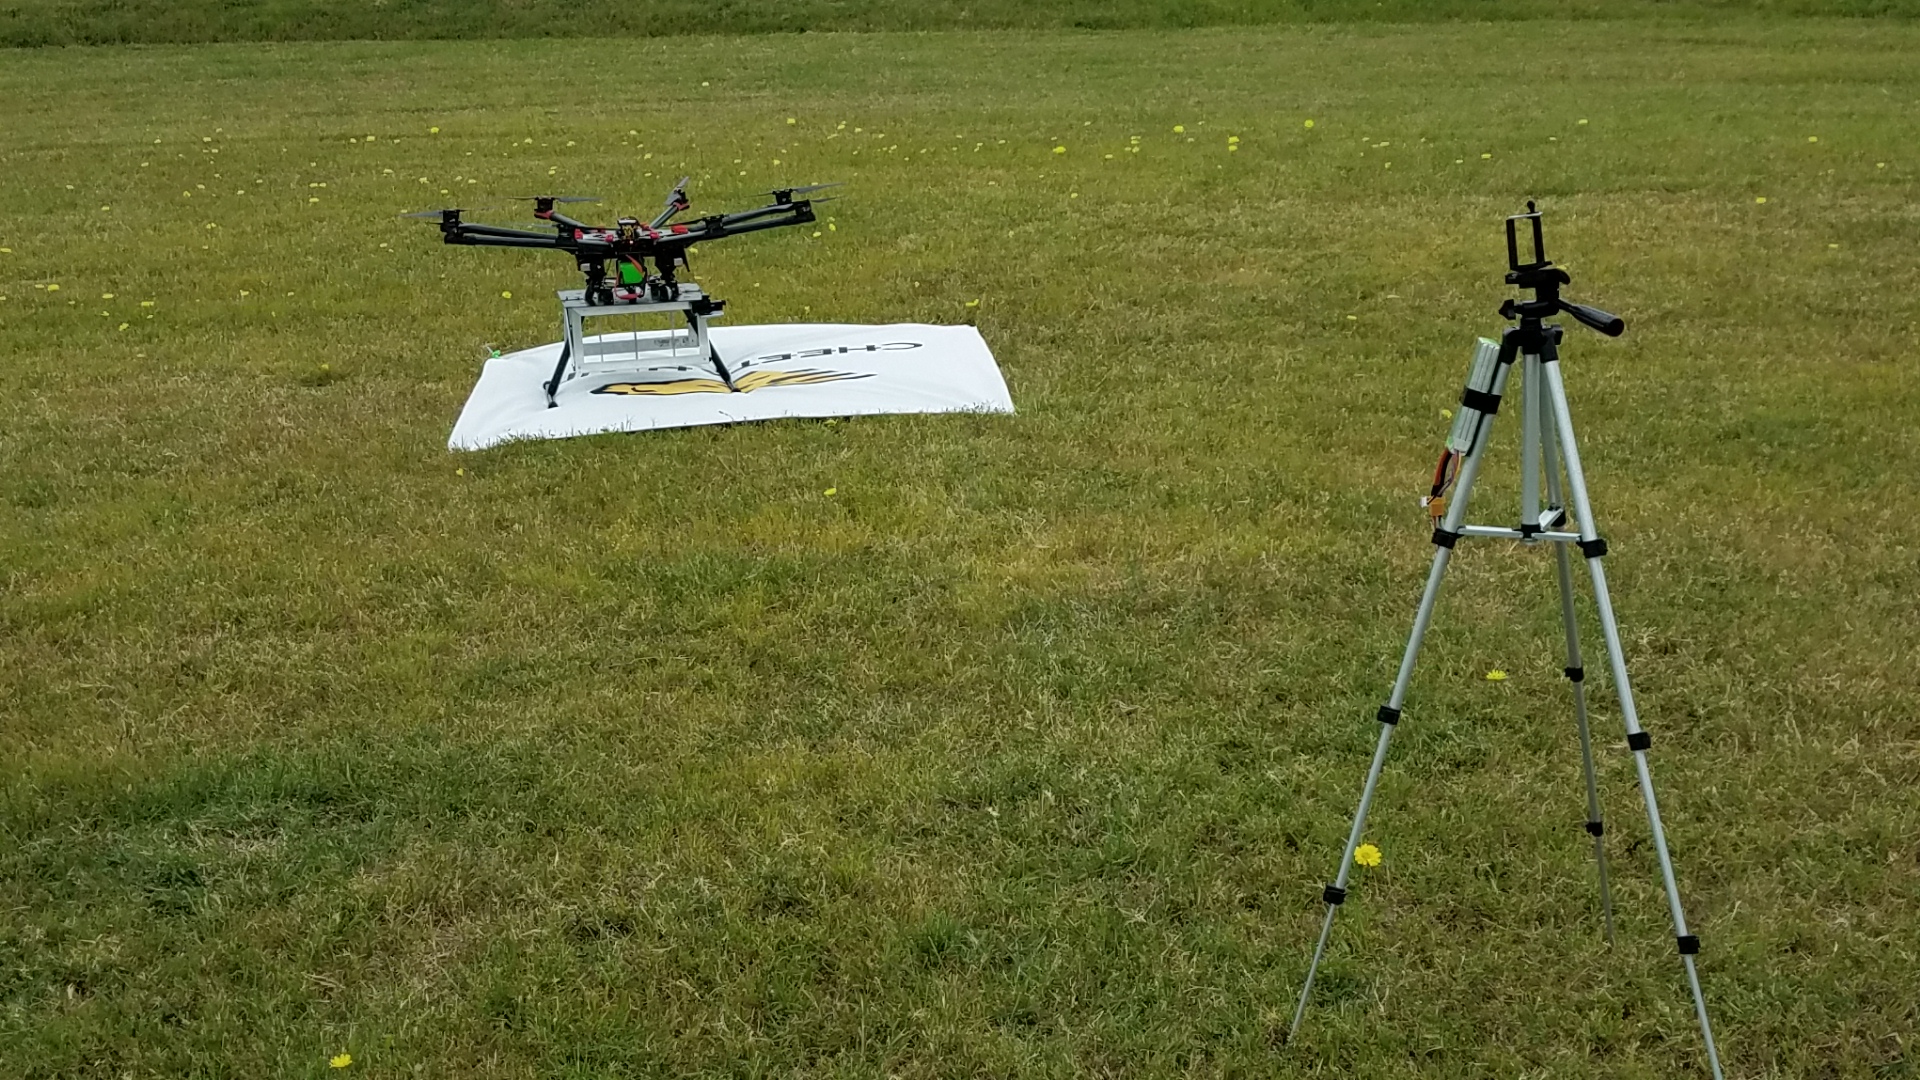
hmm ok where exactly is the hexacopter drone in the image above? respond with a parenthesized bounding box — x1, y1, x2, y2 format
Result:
(408, 177, 836, 402)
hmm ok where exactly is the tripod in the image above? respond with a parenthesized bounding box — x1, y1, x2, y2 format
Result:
(1287, 205, 1725, 1079)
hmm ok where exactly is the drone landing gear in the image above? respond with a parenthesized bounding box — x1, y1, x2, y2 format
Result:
(545, 285, 733, 408)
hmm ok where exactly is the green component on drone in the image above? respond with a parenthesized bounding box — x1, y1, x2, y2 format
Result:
(618, 260, 645, 285)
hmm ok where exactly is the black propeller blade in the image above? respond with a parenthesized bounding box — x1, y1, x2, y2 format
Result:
(764, 182, 843, 203)
(509, 195, 600, 204)
(401, 206, 499, 221)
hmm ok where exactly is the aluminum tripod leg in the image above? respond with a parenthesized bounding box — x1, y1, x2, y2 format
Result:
(1535, 370, 1617, 945)
(1288, 343, 1515, 1042)
(1539, 355, 1725, 1080)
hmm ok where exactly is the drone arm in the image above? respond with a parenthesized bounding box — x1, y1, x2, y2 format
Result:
(721, 202, 803, 223)
(689, 203, 816, 242)
(445, 232, 566, 249)
(449, 223, 565, 242)
(650, 177, 693, 229)
(545, 211, 594, 231)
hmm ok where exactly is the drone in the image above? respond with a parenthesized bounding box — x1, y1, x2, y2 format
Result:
(405, 176, 837, 306)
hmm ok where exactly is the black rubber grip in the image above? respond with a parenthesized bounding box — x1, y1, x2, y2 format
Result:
(1628, 731, 1652, 752)
(1461, 387, 1501, 414)
(1377, 705, 1401, 726)
(1562, 301, 1626, 338)
(1677, 934, 1700, 955)
(1323, 885, 1347, 906)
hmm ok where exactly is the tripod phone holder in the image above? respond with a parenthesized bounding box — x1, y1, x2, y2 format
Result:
(1291, 204, 1727, 1080)
(1501, 200, 1625, 337)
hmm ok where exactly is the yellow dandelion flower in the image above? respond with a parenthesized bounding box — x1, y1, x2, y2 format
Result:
(46, 283, 59, 292)
(1172, 125, 1185, 134)
(1807, 135, 1818, 143)
(786, 117, 797, 125)
(1052, 145, 1066, 154)
(1578, 118, 1589, 125)
(430, 126, 440, 134)
(1481, 152, 1493, 159)
(1486, 669, 1508, 681)
(330, 1053, 352, 1068)
(1354, 843, 1382, 867)
(823, 487, 837, 496)
(1304, 119, 1315, 129)
(1755, 196, 1767, 204)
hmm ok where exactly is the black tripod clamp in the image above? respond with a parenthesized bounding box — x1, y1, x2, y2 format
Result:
(1498, 202, 1626, 339)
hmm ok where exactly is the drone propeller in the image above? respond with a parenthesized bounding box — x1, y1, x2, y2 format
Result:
(399, 205, 506, 222)
(763, 182, 842, 204)
(509, 195, 600, 204)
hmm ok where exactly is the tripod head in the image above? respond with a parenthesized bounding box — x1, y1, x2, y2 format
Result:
(1499, 201, 1625, 337)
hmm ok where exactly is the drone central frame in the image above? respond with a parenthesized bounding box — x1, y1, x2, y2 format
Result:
(414, 177, 834, 405)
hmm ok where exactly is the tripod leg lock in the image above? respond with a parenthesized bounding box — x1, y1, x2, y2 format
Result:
(1677, 934, 1701, 955)
(1323, 885, 1348, 906)
(1585, 820, 1605, 837)
(1564, 666, 1585, 683)
(1578, 537, 1609, 559)
(1376, 705, 1401, 726)
(1627, 731, 1652, 752)
(1431, 528, 1461, 549)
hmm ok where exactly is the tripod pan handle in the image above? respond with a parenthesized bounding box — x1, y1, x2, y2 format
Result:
(1561, 301, 1625, 337)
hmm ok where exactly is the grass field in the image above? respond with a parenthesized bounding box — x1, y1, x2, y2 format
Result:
(3, 16, 1919, 1079)
(5, 0, 1919, 48)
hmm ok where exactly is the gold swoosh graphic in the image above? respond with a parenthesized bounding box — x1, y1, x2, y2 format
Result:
(594, 368, 873, 397)
(594, 376, 731, 396)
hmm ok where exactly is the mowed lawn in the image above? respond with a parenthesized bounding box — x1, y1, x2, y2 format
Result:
(2, 19, 1917, 1079)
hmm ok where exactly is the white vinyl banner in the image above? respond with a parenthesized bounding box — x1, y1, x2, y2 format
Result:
(449, 323, 1012, 451)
